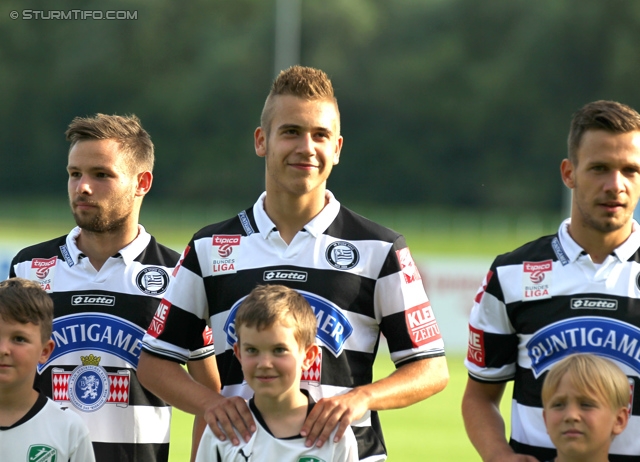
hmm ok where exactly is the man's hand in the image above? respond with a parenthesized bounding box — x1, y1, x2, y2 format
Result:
(300, 388, 369, 448)
(204, 396, 256, 446)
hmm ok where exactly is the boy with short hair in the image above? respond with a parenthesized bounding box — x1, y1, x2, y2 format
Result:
(542, 354, 630, 462)
(0, 278, 95, 461)
(196, 284, 358, 461)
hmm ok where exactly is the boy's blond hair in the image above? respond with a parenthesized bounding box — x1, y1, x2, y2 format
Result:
(0, 278, 53, 343)
(542, 354, 630, 410)
(234, 284, 317, 349)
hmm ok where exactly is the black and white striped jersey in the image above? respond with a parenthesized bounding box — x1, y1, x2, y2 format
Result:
(142, 192, 445, 462)
(465, 219, 640, 461)
(10, 226, 180, 462)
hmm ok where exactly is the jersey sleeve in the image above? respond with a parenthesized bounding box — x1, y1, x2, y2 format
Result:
(376, 236, 445, 367)
(464, 259, 519, 382)
(142, 240, 213, 363)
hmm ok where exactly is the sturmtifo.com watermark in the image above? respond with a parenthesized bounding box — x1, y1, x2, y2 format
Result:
(10, 10, 138, 20)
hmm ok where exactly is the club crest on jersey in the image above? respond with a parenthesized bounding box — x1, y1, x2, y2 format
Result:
(27, 445, 57, 462)
(396, 248, 421, 284)
(136, 267, 170, 295)
(52, 354, 131, 412)
(224, 290, 353, 358)
(526, 316, 640, 377)
(325, 241, 359, 270)
(30, 257, 57, 292)
(522, 260, 552, 301)
(212, 235, 241, 275)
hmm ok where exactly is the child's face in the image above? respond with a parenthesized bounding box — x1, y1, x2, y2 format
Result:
(543, 373, 628, 460)
(0, 317, 54, 392)
(233, 320, 317, 402)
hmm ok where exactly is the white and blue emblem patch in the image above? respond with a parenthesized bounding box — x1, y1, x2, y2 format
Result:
(68, 365, 110, 412)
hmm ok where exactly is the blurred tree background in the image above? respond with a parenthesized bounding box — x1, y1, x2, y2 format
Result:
(3, 0, 640, 214)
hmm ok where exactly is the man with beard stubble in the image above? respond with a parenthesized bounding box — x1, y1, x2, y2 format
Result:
(9, 114, 219, 462)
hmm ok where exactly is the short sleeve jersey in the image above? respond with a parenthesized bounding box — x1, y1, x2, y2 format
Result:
(0, 392, 95, 462)
(465, 219, 640, 461)
(10, 226, 183, 462)
(143, 192, 445, 461)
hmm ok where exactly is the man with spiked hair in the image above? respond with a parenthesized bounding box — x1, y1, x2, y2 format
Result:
(138, 66, 449, 461)
(10, 113, 219, 461)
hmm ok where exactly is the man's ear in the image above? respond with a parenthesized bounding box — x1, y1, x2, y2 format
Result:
(255, 127, 267, 158)
(233, 342, 241, 361)
(136, 171, 153, 197)
(332, 136, 343, 165)
(301, 344, 319, 371)
(560, 159, 575, 189)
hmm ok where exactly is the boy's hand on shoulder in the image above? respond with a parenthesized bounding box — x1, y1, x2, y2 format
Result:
(300, 388, 369, 448)
(204, 396, 255, 446)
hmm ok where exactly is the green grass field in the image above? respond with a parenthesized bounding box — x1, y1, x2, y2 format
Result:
(1, 202, 548, 462)
(167, 355, 514, 461)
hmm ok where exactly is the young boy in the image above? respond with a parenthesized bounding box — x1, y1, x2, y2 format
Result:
(0, 278, 95, 461)
(542, 354, 630, 462)
(196, 284, 358, 461)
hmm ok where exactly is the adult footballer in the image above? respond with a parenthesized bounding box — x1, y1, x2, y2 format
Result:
(462, 100, 640, 461)
(138, 66, 449, 461)
(10, 114, 218, 462)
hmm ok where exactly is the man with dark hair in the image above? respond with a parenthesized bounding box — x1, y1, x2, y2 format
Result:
(10, 113, 218, 462)
(138, 66, 449, 462)
(462, 100, 640, 461)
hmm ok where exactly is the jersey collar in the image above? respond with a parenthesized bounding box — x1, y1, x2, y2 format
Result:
(558, 218, 640, 263)
(253, 190, 341, 240)
(65, 225, 152, 266)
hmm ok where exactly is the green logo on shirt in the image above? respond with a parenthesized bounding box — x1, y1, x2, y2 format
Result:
(27, 445, 57, 462)
(298, 458, 325, 462)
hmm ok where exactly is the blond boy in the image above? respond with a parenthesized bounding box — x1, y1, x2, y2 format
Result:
(542, 354, 630, 462)
(0, 278, 95, 461)
(196, 285, 358, 462)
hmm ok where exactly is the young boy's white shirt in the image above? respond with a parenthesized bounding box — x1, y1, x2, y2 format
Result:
(0, 392, 95, 462)
(196, 398, 358, 462)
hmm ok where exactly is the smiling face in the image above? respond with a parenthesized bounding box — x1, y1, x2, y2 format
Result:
(543, 373, 628, 461)
(0, 316, 54, 393)
(562, 130, 640, 243)
(67, 139, 150, 234)
(255, 95, 343, 201)
(234, 320, 318, 405)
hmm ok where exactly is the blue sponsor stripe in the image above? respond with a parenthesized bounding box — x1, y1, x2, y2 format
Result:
(40, 313, 145, 372)
(224, 290, 353, 357)
(527, 316, 640, 376)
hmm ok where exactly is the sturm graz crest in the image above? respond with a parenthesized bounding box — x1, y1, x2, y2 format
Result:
(136, 267, 170, 295)
(325, 241, 359, 270)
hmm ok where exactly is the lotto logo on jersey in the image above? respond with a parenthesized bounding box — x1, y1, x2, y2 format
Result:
(467, 325, 485, 367)
(148, 301, 171, 338)
(396, 248, 421, 284)
(522, 260, 552, 301)
(30, 257, 57, 292)
(405, 302, 442, 347)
